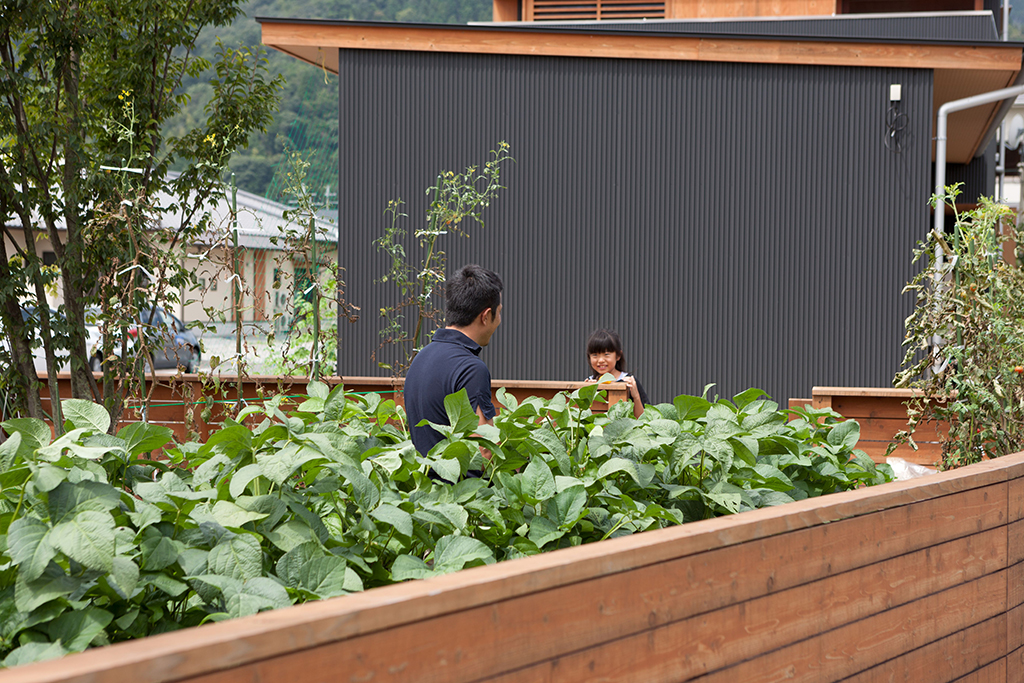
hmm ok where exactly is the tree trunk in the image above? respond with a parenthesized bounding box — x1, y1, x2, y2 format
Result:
(0, 218, 43, 420)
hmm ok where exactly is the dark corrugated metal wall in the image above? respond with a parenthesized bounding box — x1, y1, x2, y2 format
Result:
(337, 50, 931, 405)
(943, 139, 997, 203)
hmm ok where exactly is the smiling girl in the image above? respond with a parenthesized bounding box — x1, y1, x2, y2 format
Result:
(585, 328, 649, 418)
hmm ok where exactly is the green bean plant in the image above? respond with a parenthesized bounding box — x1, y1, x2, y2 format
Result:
(0, 384, 888, 667)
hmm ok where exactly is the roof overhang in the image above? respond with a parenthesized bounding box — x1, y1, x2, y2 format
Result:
(259, 19, 1024, 164)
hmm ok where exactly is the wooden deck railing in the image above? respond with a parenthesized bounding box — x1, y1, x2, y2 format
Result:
(7, 451, 1023, 683)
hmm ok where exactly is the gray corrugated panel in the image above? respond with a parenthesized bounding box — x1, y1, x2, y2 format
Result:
(337, 50, 931, 405)
(943, 139, 996, 203)
(532, 13, 1000, 41)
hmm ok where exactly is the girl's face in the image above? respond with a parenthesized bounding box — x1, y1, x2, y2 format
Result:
(589, 350, 620, 376)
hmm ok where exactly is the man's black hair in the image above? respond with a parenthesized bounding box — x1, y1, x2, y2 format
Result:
(445, 264, 503, 328)
(586, 328, 626, 372)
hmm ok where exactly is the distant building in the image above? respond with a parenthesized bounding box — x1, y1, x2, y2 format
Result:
(2, 182, 336, 333)
(260, 4, 1023, 403)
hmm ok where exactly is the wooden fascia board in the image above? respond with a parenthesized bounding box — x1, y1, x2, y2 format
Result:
(260, 21, 1023, 74)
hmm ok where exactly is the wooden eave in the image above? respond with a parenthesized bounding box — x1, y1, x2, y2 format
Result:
(259, 19, 1024, 163)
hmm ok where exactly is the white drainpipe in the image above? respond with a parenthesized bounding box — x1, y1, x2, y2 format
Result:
(930, 84, 1024, 373)
(933, 84, 1024, 264)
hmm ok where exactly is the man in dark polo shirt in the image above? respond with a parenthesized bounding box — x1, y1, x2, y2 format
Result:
(405, 264, 503, 457)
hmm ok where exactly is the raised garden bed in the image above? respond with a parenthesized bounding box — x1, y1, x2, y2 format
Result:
(789, 386, 946, 468)
(8, 451, 1022, 682)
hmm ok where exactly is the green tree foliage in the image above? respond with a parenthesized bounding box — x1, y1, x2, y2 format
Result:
(0, 385, 888, 665)
(0, 0, 283, 423)
(165, 0, 492, 197)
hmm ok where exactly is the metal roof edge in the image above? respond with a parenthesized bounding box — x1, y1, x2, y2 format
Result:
(256, 15, 1022, 48)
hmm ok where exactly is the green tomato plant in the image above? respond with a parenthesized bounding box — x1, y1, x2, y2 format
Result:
(893, 185, 1024, 468)
(373, 142, 513, 374)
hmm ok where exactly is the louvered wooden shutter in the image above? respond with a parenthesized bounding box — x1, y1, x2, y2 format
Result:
(524, 0, 666, 21)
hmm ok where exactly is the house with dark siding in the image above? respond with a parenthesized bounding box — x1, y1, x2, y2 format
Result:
(259, 2, 1022, 405)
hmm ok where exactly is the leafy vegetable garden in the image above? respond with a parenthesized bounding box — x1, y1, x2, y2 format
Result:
(0, 383, 890, 668)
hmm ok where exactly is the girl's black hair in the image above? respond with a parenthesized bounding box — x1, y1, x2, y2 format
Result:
(586, 328, 626, 372)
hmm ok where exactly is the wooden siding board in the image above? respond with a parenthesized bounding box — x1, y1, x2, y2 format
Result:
(1009, 475, 1024, 524)
(694, 571, 1007, 683)
(950, 657, 1008, 683)
(840, 616, 1007, 683)
(456, 531, 1005, 683)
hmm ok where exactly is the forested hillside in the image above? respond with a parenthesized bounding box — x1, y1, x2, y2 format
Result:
(167, 0, 491, 198)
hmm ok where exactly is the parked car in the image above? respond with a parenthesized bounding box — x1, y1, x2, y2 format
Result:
(0, 306, 101, 374)
(89, 305, 201, 373)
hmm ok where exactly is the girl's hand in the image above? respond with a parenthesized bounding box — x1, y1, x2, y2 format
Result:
(622, 375, 640, 400)
(622, 376, 645, 418)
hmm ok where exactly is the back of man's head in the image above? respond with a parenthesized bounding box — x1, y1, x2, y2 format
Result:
(445, 264, 503, 327)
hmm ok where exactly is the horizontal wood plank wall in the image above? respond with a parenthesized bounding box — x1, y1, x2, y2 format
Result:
(791, 386, 948, 468)
(35, 375, 629, 442)
(8, 452, 1024, 683)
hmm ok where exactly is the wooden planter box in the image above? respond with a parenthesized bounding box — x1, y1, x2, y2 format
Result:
(790, 386, 948, 468)
(8, 452, 1024, 683)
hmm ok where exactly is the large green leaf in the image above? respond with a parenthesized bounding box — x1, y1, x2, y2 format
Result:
(265, 520, 316, 553)
(259, 443, 325, 486)
(2, 640, 69, 668)
(433, 535, 493, 573)
(107, 556, 140, 600)
(521, 459, 556, 504)
(276, 542, 324, 588)
(141, 536, 180, 571)
(339, 465, 380, 512)
(528, 516, 564, 549)
(323, 383, 347, 421)
(15, 562, 78, 613)
(62, 399, 111, 434)
(47, 480, 122, 524)
(49, 510, 115, 573)
(225, 577, 291, 618)
(390, 554, 435, 582)
(47, 606, 113, 652)
(827, 420, 861, 452)
(370, 504, 413, 538)
(548, 485, 588, 529)
(298, 555, 361, 598)
(444, 389, 480, 435)
(8, 516, 56, 581)
(207, 534, 262, 581)
(1, 418, 51, 459)
(194, 501, 268, 529)
(200, 425, 254, 461)
(529, 428, 571, 475)
(0, 432, 22, 471)
(596, 458, 655, 488)
(228, 463, 263, 498)
(673, 395, 711, 421)
(116, 423, 174, 457)
(413, 502, 468, 534)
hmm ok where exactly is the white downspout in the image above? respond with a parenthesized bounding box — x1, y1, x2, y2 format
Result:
(931, 84, 1024, 373)
(934, 84, 1024, 261)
